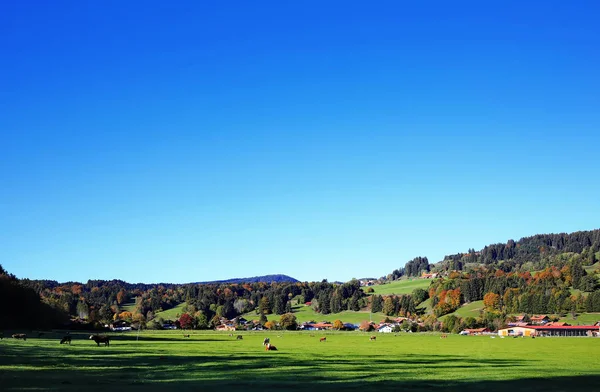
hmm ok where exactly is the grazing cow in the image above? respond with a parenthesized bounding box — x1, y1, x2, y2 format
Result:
(89, 335, 110, 346)
(263, 337, 270, 346)
(60, 336, 71, 345)
(12, 333, 27, 341)
(265, 343, 277, 351)
(370, 335, 376, 341)
(319, 337, 326, 342)
(183, 334, 190, 338)
(236, 335, 243, 340)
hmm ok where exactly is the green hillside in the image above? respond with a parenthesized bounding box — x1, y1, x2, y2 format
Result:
(558, 312, 600, 325)
(154, 303, 187, 320)
(243, 304, 385, 325)
(369, 279, 432, 295)
(440, 301, 485, 320)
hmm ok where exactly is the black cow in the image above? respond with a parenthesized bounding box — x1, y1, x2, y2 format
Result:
(89, 335, 110, 346)
(60, 336, 72, 345)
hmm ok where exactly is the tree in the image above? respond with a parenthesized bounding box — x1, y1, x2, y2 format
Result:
(209, 315, 221, 329)
(116, 289, 127, 305)
(412, 288, 429, 305)
(382, 297, 395, 316)
(279, 313, 297, 330)
(360, 320, 374, 332)
(483, 292, 501, 311)
(76, 301, 89, 319)
(259, 313, 268, 325)
(195, 312, 208, 329)
(233, 298, 249, 314)
(259, 296, 271, 315)
(443, 315, 460, 333)
(330, 292, 343, 314)
(400, 319, 410, 331)
(580, 275, 598, 292)
(273, 295, 286, 315)
(371, 295, 383, 313)
(264, 320, 276, 330)
(179, 313, 194, 329)
(333, 319, 344, 330)
(98, 304, 113, 323)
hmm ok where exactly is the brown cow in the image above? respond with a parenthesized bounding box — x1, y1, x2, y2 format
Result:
(60, 336, 71, 345)
(319, 337, 326, 342)
(265, 343, 277, 351)
(12, 333, 27, 341)
(89, 335, 110, 346)
(370, 335, 376, 341)
(183, 334, 190, 338)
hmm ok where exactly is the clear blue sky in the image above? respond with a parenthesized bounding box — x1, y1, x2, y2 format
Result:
(1, 1, 599, 284)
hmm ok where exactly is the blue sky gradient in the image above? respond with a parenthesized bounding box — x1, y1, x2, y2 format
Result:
(2, 1, 599, 283)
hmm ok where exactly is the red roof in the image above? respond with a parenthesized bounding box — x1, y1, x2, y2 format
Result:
(525, 325, 599, 330)
(464, 328, 489, 333)
(530, 315, 549, 320)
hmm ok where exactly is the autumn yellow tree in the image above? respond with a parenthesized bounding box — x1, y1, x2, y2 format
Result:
(264, 320, 276, 330)
(333, 320, 344, 330)
(483, 292, 500, 310)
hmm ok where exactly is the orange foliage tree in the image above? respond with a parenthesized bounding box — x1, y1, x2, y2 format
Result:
(483, 292, 500, 310)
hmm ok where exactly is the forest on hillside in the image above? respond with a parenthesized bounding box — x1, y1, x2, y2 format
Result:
(2, 229, 599, 332)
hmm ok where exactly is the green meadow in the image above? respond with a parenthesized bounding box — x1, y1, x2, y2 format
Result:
(1, 331, 599, 391)
(369, 279, 432, 295)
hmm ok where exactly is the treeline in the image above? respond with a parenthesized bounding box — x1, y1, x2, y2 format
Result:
(369, 289, 429, 317)
(17, 275, 368, 329)
(387, 257, 431, 280)
(441, 229, 600, 271)
(427, 259, 599, 318)
(382, 229, 599, 282)
(0, 265, 68, 329)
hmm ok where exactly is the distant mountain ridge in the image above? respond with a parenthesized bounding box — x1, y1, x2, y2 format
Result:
(196, 274, 299, 284)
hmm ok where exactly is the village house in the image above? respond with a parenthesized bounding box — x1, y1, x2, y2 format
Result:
(378, 324, 394, 333)
(459, 327, 490, 336)
(498, 325, 599, 337)
(215, 324, 235, 332)
(529, 315, 550, 325)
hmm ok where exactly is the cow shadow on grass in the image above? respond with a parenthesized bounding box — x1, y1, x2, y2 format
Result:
(0, 344, 598, 391)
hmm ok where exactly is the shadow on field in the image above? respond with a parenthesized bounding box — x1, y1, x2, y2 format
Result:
(0, 343, 598, 391)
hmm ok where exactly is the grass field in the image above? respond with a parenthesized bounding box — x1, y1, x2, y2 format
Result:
(369, 279, 432, 295)
(1, 330, 599, 391)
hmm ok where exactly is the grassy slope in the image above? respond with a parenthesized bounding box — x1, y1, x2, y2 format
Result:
(1, 331, 600, 391)
(153, 303, 187, 321)
(439, 301, 484, 321)
(558, 313, 600, 325)
(243, 304, 386, 324)
(370, 279, 432, 295)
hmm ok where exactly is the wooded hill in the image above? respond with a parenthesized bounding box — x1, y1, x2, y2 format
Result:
(2, 228, 599, 331)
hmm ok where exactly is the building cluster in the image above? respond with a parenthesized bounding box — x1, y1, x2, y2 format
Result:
(497, 315, 600, 337)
